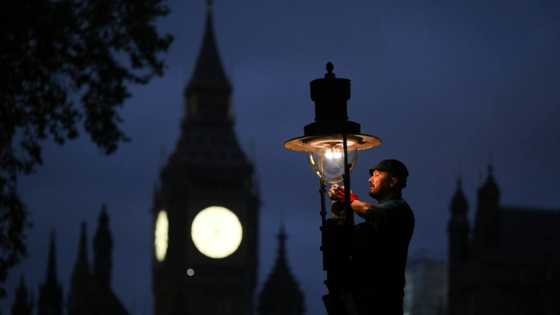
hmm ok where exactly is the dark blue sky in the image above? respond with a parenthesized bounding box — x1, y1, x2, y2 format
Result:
(4, 1, 560, 315)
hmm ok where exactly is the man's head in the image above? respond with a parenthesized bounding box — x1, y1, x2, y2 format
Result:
(368, 159, 409, 200)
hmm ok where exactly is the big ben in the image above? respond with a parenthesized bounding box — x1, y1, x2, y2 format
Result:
(151, 2, 260, 315)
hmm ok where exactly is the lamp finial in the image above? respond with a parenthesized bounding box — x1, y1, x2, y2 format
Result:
(325, 62, 335, 79)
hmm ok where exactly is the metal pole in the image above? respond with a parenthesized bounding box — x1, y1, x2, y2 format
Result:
(341, 133, 358, 315)
(319, 178, 327, 227)
(342, 133, 353, 225)
(321, 137, 356, 315)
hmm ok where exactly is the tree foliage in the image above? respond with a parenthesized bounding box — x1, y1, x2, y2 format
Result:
(0, 0, 173, 296)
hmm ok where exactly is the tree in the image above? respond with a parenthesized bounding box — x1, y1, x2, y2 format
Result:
(0, 0, 173, 297)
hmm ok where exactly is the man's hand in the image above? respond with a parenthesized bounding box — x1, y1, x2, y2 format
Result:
(328, 185, 373, 217)
(328, 185, 359, 203)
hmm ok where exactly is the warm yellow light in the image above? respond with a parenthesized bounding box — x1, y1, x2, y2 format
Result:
(191, 206, 243, 259)
(324, 147, 343, 160)
(154, 210, 169, 262)
(284, 134, 380, 152)
(308, 142, 358, 184)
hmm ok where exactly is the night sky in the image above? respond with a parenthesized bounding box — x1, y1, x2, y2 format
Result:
(4, 1, 560, 315)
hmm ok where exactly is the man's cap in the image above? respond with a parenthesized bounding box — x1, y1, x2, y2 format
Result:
(369, 159, 409, 187)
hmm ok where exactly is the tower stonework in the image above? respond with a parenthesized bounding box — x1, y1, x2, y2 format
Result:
(151, 2, 260, 315)
(447, 166, 560, 315)
(11, 277, 33, 315)
(67, 223, 90, 315)
(447, 179, 469, 315)
(12, 208, 129, 315)
(38, 231, 63, 315)
(472, 166, 500, 253)
(258, 226, 305, 315)
(66, 210, 129, 315)
(93, 205, 113, 288)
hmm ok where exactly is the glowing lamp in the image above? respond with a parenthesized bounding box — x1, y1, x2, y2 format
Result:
(283, 63, 383, 315)
(308, 140, 357, 184)
(283, 62, 382, 184)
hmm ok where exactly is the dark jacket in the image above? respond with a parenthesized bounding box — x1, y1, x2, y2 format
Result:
(351, 199, 415, 315)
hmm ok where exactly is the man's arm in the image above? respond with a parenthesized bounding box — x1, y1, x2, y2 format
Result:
(353, 200, 411, 236)
(349, 199, 374, 217)
(328, 186, 380, 219)
(328, 186, 391, 227)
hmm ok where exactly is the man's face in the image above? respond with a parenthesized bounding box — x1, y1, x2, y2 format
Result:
(368, 169, 396, 199)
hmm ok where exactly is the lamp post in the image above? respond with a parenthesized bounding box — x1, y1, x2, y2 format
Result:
(283, 63, 382, 315)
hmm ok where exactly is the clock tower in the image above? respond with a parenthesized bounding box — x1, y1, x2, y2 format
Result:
(151, 2, 260, 315)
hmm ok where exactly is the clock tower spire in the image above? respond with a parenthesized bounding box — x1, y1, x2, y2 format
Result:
(152, 2, 260, 315)
(184, 0, 231, 122)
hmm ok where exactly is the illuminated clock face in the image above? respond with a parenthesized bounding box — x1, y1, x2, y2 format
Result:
(154, 210, 169, 262)
(191, 206, 243, 259)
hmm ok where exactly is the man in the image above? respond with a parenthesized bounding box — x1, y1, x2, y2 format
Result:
(329, 159, 414, 315)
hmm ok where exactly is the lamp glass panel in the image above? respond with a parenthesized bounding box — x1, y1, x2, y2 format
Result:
(308, 141, 357, 184)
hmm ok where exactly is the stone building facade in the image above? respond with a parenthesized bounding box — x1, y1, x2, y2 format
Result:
(448, 167, 560, 315)
(11, 205, 130, 315)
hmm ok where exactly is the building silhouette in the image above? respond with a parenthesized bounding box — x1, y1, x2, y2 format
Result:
(10, 205, 129, 315)
(151, 1, 260, 315)
(67, 206, 129, 315)
(11, 277, 33, 315)
(258, 226, 306, 315)
(37, 232, 63, 315)
(12, 2, 306, 315)
(448, 166, 560, 315)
